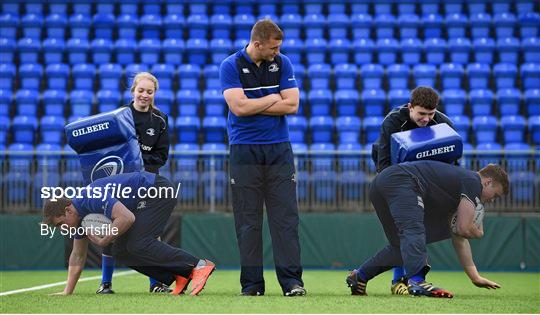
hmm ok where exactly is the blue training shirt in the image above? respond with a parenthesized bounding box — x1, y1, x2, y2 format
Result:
(219, 47, 298, 144)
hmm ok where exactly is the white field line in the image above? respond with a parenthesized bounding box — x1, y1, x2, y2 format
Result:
(0, 270, 136, 296)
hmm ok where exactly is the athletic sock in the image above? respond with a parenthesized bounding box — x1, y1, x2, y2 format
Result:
(410, 274, 425, 283)
(101, 254, 114, 284)
(149, 278, 158, 287)
(392, 267, 406, 284)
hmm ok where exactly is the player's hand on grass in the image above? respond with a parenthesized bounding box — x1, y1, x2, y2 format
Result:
(49, 291, 69, 296)
(472, 276, 501, 289)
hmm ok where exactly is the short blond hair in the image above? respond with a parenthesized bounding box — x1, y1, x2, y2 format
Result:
(478, 164, 510, 195)
(250, 19, 283, 43)
(130, 72, 159, 110)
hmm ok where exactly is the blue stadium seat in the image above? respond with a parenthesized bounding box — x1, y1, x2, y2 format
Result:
(525, 89, 540, 116)
(397, 2, 416, 15)
(185, 14, 208, 39)
(209, 14, 231, 39)
(62, 143, 80, 172)
(0, 13, 18, 39)
(304, 14, 326, 40)
(353, 38, 375, 64)
(40, 116, 65, 144)
(92, 13, 115, 40)
(140, 14, 162, 39)
(448, 38, 471, 64)
(492, 1, 511, 13)
(510, 171, 536, 203)
(173, 170, 198, 202)
(288, 116, 308, 144)
(281, 38, 303, 65)
(70, 90, 94, 117)
(305, 38, 327, 64)
(153, 89, 173, 116)
(173, 143, 199, 172)
(298, 90, 306, 115)
(69, 13, 91, 39)
(13, 116, 38, 144)
(443, 89, 466, 116)
(0, 64, 16, 91)
(72, 64, 95, 90)
(18, 38, 41, 64)
(470, 13, 491, 39)
(519, 12, 540, 38)
(517, 0, 535, 14)
(44, 61, 68, 90)
(201, 143, 227, 171)
(424, 38, 446, 65)
(0, 116, 9, 145)
(91, 38, 113, 64)
(43, 90, 66, 116)
(5, 169, 32, 204)
(351, 2, 369, 14)
(310, 170, 338, 202)
(328, 14, 350, 40)
(521, 63, 540, 90)
(467, 63, 490, 90)
(294, 64, 305, 89)
(151, 64, 175, 90)
(117, 14, 138, 39)
(0, 38, 15, 64)
(493, 13, 516, 39)
(501, 115, 526, 144)
(446, 13, 467, 38)
(398, 14, 420, 39)
(335, 90, 359, 116)
(360, 64, 384, 89)
(329, 39, 351, 65)
(98, 64, 122, 90)
(96, 1, 115, 14)
(7, 143, 34, 173)
(413, 64, 437, 87)
(139, 39, 161, 66)
(470, 89, 494, 116)
(279, 14, 302, 39)
(258, 2, 278, 16)
(201, 170, 227, 202)
(115, 39, 137, 66)
(175, 116, 200, 144)
(43, 38, 65, 64)
(66, 38, 89, 64)
(202, 116, 226, 143)
(161, 39, 184, 65)
(203, 89, 225, 116)
(236, 0, 255, 15)
(422, 13, 443, 39)
(504, 143, 531, 172)
(472, 115, 498, 144)
(388, 89, 409, 110)
(351, 14, 372, 40)
(234, 14, 255, 40)
(374, 14, 395, 39)
(45, 13, 67, 39)
(337, 142, 362, 171)
(310, 143, 336, 171)
(0, 90, 11, 116)
(186, 38, 208, 66)
(203, 65, 220, 90)
(21, 13, 43, 39)
(494, 63, 518, 89)
(334, 64, 357, 90)
(376, 38, 399, 66)
(460, 142, 473, 169)
(362, 89, 386, 117)
(387, 64, 410, 89)
(176, 90, 200, 116)
(96, 90, 121, 113)
(1, 1, 18, 13)
(304, 0, 323, 14)
(124, 63, 148, 88)
(178, 64, 200, 90)
(336, 116, 361, 144)
(472, 38, 495, 65)
(497, 37, 520, 64)
(363, 116, 384, 143)
(522, 37, 540, 63)
(400, 38, 422, 66)
(475, 142, 502, 167)
(529, 115, 540, 144)
(340, 169, 367, 201)
(444, 1, 463, 14)
(440, 63, 464, 90)
(208, 38, 230, 65)
(72, 1, 92, 14)
(309, 89, 333, 116)
(15, 89, 39, 116)
(310, 116, 334, 144)
(61, 171, 84, 188)
(449, 115, 470, 143)
(163, 0, 183, 15)
(142, 1, 161, 15)
(308, 64, 331, 90)
(19, 64, 43, 90)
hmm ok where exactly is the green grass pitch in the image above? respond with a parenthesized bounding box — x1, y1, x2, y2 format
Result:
(1, 270, 538, 313)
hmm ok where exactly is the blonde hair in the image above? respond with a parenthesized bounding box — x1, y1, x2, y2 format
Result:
(130, 72, 159, 110)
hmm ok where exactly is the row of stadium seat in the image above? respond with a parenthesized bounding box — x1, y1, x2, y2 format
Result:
(3, 37, 539, 66)
(1, 12, 538, 41)
(2, 0, 536, 16)
(3, 114, 539, 146)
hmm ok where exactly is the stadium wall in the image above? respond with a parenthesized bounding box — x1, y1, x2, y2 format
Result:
(2, 214, 540, 270)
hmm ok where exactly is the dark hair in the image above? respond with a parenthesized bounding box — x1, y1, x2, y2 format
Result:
(42, 197, 71, 225)
(478, 164, 510, 195)
(409, 86, 440, 110)
(250, 19, 284, 43)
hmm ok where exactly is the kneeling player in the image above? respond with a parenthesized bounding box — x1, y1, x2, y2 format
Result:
(346, 161, 508, 298)
(43, 171, 215, 296)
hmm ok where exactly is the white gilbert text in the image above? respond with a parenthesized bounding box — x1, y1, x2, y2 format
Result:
(415, 145, 456, 159)
(72, 122, 110, 137)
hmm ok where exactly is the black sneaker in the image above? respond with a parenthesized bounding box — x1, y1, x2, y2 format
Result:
(240, 290, 264, 296)
(96, 282, 115, 294)
(284, 284, 306, 297)
(150, 282, 173, 293)
(346, 269, 367, 295)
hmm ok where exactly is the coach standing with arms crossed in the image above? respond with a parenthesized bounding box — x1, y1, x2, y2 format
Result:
(219, 19, 305, 297)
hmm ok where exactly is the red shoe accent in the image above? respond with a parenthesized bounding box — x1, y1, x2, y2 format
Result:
(189, 260, 216, 296)
(171, 275, 191, 295)
(431, 289, 454, 298)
